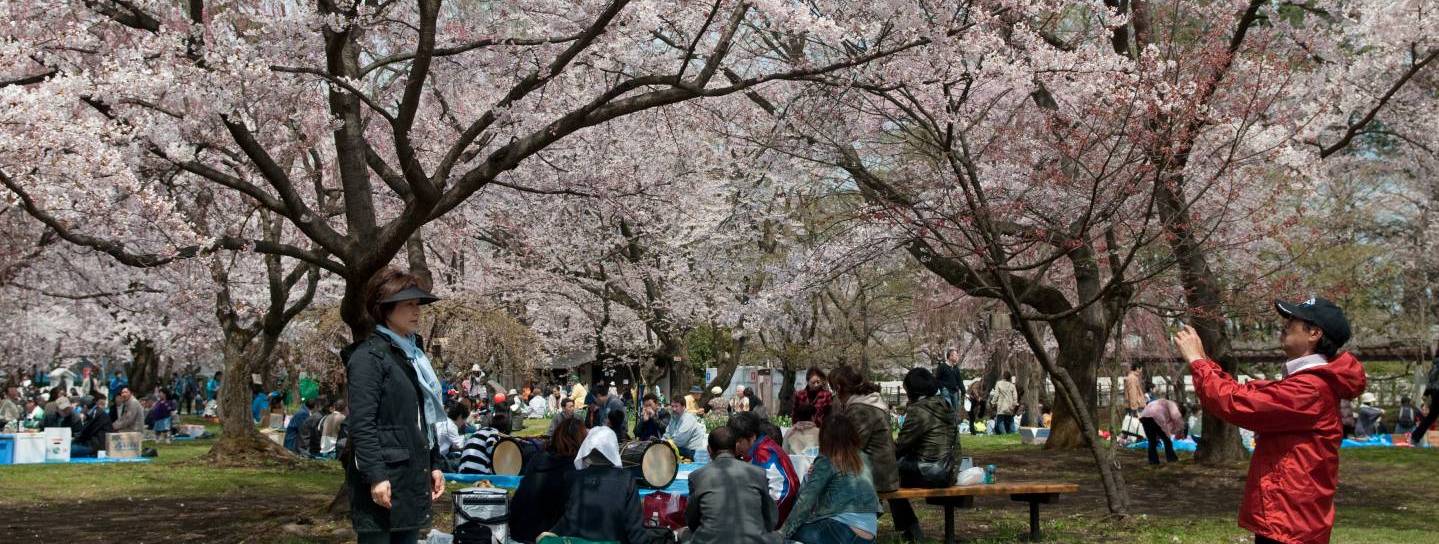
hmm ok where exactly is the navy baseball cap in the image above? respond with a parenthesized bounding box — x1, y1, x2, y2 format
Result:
(1275, 296, 1350, 348)
(379, 286, 440, 305)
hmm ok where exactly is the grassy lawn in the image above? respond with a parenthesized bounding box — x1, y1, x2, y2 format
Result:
(2, 417, 1435, 543)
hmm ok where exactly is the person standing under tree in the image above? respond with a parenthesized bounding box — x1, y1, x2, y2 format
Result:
(791, 367, 834, 427)
(343, 267, 447, 544)
(1176, 296, 1366, 544)
(988, 373, 1018, 435)
(935, 349, 963, 422)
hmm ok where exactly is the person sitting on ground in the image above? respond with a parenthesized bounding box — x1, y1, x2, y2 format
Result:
(1139, 397, 1184, 465)
(1176, 296, 1366, 544)
(729, 411, 800, 525)
(685, 426, 781, 544)
(528, 389, 549, 419)
(633, 393, 670, 441)
(511, 418, 587, 544)
(458, 413, 509, 474)
(588, 382, 626, 430)
(24, 396, 44, 429)
(40, 388, 70, 429)
(663, 397, 707, 460)
(435, 402, 469, 467)
(606, 405, 631, 442)
(784, 403, 821, 456)
(546, 426, 652, 544)
(107, 386, 143, 434)
(547, 397, 579, 436)
(284, 398, 315, 453)
(320, 399, 347, 458)
(0, 385, 21, 431)
(71, 395, 113, 458)
(830, 365, 904, 540)
(1353, 392, 1386, 439)
(684, 385, 704, 415)
(779, 413, 881, 544)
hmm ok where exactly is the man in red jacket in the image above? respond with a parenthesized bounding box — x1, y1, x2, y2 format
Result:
(1175, 297, 1366, 544)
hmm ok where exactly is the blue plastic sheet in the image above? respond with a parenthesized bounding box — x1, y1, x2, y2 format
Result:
(50, 457, 153, 464)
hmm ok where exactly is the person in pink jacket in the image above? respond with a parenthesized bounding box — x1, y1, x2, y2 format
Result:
(1139, 398, 1184, 465)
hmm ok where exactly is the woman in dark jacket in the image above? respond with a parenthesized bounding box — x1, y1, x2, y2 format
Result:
(892, 368, 959, 542)
(510, 418, 587, 543)
(344, 267, 447, 544)
(549, 426, 652, 543)
(830, 365, 910, 541)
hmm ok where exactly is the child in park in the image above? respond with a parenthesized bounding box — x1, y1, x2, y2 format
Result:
(1174, 297, 1366, 544)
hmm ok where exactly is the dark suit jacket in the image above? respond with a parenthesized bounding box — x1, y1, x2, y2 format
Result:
(686, 452, 781, 544)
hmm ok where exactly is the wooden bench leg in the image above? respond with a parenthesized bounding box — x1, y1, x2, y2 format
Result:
(1010, 492, 1060, 541)
(1028, 499, 1040, 541)
(945, 504, 955, 544)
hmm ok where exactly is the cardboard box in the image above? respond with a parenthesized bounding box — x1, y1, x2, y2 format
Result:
(105, 432, 143, 459)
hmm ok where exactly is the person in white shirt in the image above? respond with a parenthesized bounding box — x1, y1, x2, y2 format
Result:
(436, 403, 469, 461)
(528, 391, 549, 419)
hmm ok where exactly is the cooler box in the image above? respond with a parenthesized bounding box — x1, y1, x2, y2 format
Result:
(0, 435, 14, 464)
(106, 432, 143, 458)
(14, 433, 46, 463)
(1019, 427, 1050, 445)
(44, 427, 71, 462)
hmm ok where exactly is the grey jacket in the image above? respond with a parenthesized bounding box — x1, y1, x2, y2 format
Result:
(113, 397, 144, 433)
(686, 453, 781, 544)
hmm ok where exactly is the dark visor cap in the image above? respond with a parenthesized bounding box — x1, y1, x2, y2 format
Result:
(379, 286, 440, 305)
(1275, 296, 1350, 348)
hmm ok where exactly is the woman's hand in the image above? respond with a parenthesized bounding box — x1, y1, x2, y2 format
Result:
(430, 470, 444, 501)
(1174, 325, 1209, 364)
(370, 480, 392, 509)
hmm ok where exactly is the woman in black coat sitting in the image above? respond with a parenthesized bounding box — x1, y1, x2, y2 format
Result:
(509, 418, 587, 543)
(547, 426, 652, 543)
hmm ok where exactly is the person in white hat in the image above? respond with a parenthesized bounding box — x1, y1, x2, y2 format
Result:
(1354, 392, 1385, 439)
(706, 386, 729, 417)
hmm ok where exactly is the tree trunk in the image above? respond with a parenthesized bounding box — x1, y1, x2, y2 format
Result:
(700, 332, 747, 406)
(204, 336, 294, 465)
(1015, 318, 1130, 514)
(126, 337, 160, 396)
(1044, 322, 1105, 449)
(776, 362, 798, 418)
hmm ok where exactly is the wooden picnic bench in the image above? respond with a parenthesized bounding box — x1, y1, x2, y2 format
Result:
(879, 483, 1079, 542)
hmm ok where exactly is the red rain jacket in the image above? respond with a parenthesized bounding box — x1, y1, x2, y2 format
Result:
(1191, 353, 1366, 544)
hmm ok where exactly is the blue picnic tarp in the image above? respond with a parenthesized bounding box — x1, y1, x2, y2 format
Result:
(49, 456, 153, 464)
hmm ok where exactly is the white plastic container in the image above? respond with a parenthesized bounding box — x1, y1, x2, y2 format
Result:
(44, 427, 71, 462)
(13, 433, 46, 463)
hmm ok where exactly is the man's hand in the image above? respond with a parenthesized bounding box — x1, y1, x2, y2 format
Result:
(1174, 325, 1209, 364)
(370, 480, 392, 509)
(430, 470, 444, 501)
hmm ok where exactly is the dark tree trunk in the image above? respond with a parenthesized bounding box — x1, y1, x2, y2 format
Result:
(126, 337, 160, 397)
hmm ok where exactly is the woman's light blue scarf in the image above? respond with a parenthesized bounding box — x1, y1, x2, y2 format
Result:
(376, 325, 446, 448)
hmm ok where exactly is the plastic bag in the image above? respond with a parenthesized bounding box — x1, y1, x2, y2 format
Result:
(956, 466, 986, 486)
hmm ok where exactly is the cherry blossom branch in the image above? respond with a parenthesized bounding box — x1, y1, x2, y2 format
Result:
(358, 34, 585, 77)
(0, 166, 345, 274)
(1318, 47, 1439, 158)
